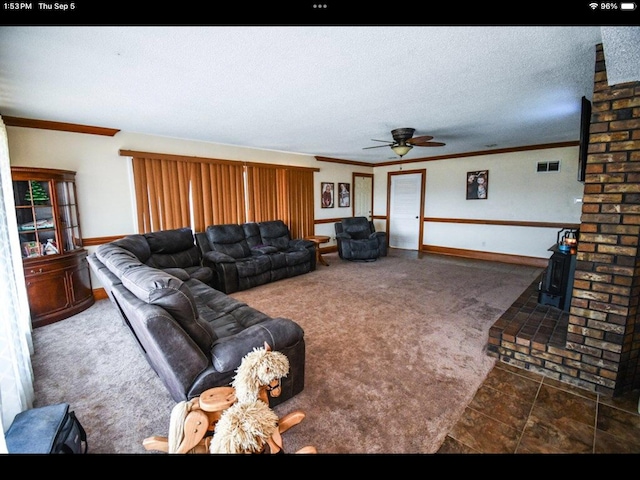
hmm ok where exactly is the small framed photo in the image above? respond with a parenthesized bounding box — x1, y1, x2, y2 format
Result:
(338, 183, 350, 208)
(466, 170, 489, 200)
(321, 182, 334, 208)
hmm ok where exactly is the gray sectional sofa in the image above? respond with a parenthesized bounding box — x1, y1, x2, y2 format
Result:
(88, 227, 306, 405)
(195, 220, 316, 294)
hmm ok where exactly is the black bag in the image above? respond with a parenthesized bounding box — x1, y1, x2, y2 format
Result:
(5, 403, 88, 454)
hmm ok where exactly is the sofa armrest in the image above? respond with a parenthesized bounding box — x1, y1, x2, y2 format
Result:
(210, 317, 304, 373)
(202, 250, 236, 264)
(201, 251, 239, 294)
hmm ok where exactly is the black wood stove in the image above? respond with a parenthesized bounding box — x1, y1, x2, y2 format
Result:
(538, 228, 578, 311)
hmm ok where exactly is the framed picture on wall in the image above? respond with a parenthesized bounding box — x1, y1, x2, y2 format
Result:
(321, 182, 334, 208)
(466, 170, 488, 200)
(338, 182, 350, 207)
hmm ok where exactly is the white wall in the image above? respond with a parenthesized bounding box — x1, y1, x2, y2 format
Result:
(313, 162, 371, 240)
(7, 125, 585, 288)
(373, 146, 585, 259)
(5, 126, 361, 255)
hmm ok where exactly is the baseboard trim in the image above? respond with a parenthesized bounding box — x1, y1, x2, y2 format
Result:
(91, 245, 544, 301)
(321, 244, 546, 268)
(93, 288, 108, 301)
(422, 245, 548, 268)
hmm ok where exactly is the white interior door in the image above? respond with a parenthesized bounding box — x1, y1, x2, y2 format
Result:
(353, 174, 373, 220)
(389, 172, 422, 250)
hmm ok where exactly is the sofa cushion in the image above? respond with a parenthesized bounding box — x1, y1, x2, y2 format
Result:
(242, 222, 262, 249)
(137, 228, 213, 284)
(161, 268, 192, 281)
(146, 246, 204, 274)
(206, 224, 252, 259)
(235, 255, 271, 278)
(187, 278, 250, 315)
(121, 265, 216, 353)
(144, 227, 195, 254)
(341, 217, 373, 240)
(183, 265, 214, 283)
(112, 234, 152, 263)
(257, 220, 291, 251)
(284, 249, 310, 266)
(96, 243, 145, 278)
(143, 228, 204, 270)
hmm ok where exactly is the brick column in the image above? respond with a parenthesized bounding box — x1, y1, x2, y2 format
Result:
(570, 43, 640, 396)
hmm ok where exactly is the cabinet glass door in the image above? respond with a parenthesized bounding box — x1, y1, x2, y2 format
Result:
(13, 179, 57, 258)
(56, 180, 81, 252)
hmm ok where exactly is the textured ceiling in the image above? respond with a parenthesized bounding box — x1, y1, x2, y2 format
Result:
(1, 26, 635, 164)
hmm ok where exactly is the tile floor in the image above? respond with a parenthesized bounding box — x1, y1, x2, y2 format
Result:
(437, 360, 640, 453)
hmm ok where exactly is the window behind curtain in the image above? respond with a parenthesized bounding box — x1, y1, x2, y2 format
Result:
(129, 152, 316, 237)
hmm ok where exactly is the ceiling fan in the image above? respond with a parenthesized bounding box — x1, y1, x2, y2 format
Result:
(363, 128, 446, 158)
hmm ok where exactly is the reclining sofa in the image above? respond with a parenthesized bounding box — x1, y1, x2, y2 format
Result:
(88, 228, 306, 405)
(195, 220, 316, 294)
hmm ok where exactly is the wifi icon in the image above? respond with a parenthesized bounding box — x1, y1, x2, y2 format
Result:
(589, 2, 599, 8)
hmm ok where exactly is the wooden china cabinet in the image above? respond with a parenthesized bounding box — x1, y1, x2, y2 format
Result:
(11, 167, 94, 328)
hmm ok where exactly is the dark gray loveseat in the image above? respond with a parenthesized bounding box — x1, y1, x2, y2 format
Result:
(88, 229, 305, 405)
(195, 220, 316, 294)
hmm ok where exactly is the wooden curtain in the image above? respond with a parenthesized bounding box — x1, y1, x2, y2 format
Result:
(127, 150, 317, 236)
(276, 168, 315, 239)
(190, 162, 246, 233)
(246, 164, 279, 223)
(132, 156, 191, 232)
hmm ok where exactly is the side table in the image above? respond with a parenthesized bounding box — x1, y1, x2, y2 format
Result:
(305, 235, 331, 266)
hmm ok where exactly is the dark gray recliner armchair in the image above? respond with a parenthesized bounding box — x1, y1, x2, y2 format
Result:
(335, 217, 388, 261)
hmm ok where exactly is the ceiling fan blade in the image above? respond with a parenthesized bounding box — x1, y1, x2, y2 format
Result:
(363, 144, 392, 150)
(365, 129, 445, 150)
(407, 135, 434, 145)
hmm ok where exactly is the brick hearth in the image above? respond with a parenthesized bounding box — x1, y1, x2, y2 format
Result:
(488, 275, 582, 386)
(489, 42, 640, 398)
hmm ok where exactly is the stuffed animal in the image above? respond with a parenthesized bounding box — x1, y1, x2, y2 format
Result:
(231, 344, 290, 404)
(143, 342, 316, 454)
(209, 400, 278, 454)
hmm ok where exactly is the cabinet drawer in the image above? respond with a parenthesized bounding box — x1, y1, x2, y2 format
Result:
(25, 254, 81, 276)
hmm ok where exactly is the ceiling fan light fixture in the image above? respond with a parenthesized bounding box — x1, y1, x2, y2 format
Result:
(391, 144, 412, 157)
